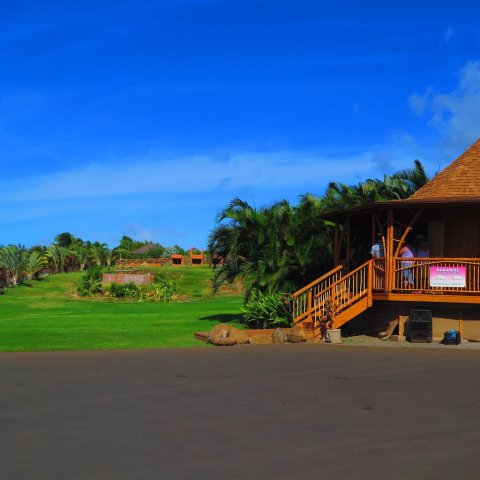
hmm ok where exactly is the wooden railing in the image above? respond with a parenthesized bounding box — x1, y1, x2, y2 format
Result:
(292, 260, 373, 327)
(373, 258, 386, 291)
(292, 265, 343, 324)
(392, 258, 480, 294)
(328, 260, 372, 315)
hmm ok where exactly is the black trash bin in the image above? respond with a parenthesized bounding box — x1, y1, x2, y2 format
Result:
(409, 310, 432, 343)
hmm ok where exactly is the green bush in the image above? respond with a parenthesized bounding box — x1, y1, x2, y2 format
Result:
(109, 275, 176, 303)
(241, 291, 292, 329)
(109, 283, 141, 302)
(151, 273, 177, 302)
(77, 266, 103, 297)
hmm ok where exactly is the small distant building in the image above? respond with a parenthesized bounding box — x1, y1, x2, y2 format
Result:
(131, 243, 157, 255)
(170, 254, 185, 266)
(189, 248, 206, 266)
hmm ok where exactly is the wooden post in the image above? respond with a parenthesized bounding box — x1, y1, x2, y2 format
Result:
(371, 212, 376, 246)
(393, 209, 423, 258)
(367, 260, 373, 307)
(334, 221, 340, 266)
(346, 216, 351, 270)
(307, 290, 313, 323)
(386, 208, 394, 292)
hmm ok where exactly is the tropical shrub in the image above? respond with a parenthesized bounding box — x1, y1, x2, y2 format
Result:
(241, 291, 292, 329)
(109, 283, 140, 302)
(110, 274, 177, 303)
(77, 266, 104, 297)
(151, 273, 177, 302)
(0, 245, 29, 286)
(26, 251, 46, 280)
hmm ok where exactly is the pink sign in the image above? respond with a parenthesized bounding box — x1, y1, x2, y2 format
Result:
(429, 266, 466, 288)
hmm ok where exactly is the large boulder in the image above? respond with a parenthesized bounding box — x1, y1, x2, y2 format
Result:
(272, 328, 288, 344)
(208, 324, 230, 345)
(228, 327, 250, 345)
(213, 337, 238, 346)
(249, 333, 274, 345)
(287, 326, 307, 343)
(207, 324, 249, 346)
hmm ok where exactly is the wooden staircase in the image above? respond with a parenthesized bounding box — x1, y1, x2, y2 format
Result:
(292, 260, 374, 339)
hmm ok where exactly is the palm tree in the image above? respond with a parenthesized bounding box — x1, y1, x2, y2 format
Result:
(91, 242, 110, 266)
(322, 159, 430, 211)
(46, 245, 69, 273)
(393, 159, 430, 196)
(70, 242, 93, 271)
(209, 197, 333, 297)
(26, 251, 46, 280)
(0, 245, 29, 285)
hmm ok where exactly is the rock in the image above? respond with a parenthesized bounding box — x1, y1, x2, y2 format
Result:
(213, 337, 238, 346)
(208, 324, 230, 345)
(248, 333, 274, 345)
(272, 328, 288, 344)
(287, 326, 307, 343)
(228, 327, 250, 345)
(207, 324, 250, 346)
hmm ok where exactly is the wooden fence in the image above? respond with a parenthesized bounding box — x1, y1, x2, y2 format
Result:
(102, 273, 154, 285)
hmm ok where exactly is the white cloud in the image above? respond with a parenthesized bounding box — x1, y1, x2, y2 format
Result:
(1, 149, 390, 203)
(443, 26, 454, 46)
(409, 61, 480, 152)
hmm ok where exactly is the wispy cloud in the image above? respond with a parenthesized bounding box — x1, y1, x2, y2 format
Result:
(409, 60, 480, 153)
(1, 149, 389, 203)
(443, 26, 455, 46)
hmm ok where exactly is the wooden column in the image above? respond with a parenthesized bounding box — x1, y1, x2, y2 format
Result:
(386, 208, 394, 292)
(346, 216, 351, 270)
(334, 221, 340, 266)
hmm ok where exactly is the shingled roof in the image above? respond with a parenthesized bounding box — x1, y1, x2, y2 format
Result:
(409, 139, 480, 201)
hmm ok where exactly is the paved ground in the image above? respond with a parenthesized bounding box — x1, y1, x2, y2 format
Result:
(1, 345, 480, 480)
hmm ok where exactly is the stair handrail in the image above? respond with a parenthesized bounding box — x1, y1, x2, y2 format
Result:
(313, 260, 372, 301)
(292, 265, 343, 298)
(293, 260, 373, 326)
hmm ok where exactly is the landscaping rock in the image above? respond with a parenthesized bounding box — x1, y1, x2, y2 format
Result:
(248, 333, 274, 345)
(207, 324, 249, 346)
(287, 326, 307, 343)
(213, 337, 238, 346)
(228, 327, 250, 345)
(272, 328, 288, 344)
(209, 324, 230, 345)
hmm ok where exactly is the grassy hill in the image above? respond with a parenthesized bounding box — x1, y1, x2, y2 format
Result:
(0, 266, 243, 352)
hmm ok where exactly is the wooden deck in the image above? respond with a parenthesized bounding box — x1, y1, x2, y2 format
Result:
(292, 257, 480, 338)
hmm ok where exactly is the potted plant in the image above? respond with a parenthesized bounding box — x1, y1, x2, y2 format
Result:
(321, 300, 341, 344)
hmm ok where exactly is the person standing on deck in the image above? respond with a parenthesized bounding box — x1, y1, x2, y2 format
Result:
(399, 244, 415, 288)
(370, 233, 384, 258)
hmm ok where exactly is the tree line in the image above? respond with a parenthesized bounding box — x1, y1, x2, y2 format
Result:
(0, 233, 185, 288)
(208, 159, 429, 298)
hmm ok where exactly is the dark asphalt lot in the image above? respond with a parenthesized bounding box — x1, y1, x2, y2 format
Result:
(1, 344, 479, 480)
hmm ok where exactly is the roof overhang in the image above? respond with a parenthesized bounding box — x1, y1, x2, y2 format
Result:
(322, 198, 480, 220)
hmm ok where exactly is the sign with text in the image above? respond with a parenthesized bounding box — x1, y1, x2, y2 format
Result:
(429, 266, 466, 288)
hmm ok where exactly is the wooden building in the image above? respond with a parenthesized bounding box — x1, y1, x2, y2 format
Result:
(189, 249, 206, 266)
(170, 254, 185, 266)
(293, 140, 480, 342)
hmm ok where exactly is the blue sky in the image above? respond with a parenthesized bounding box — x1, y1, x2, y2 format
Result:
(2, 0, 480, 248)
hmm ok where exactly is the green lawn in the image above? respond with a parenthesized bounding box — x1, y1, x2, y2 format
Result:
(0, 267, 243, 352)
